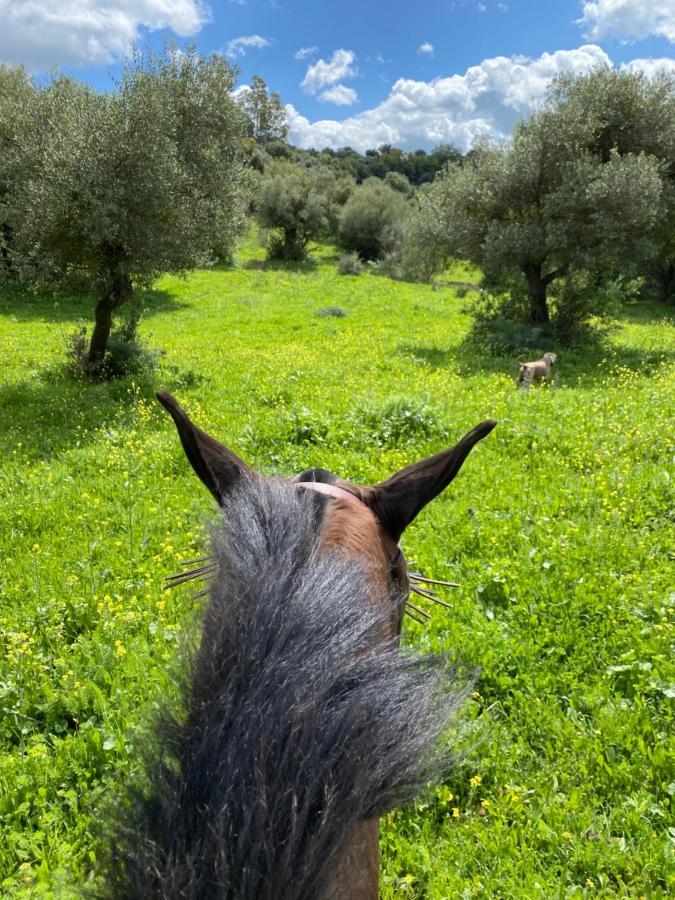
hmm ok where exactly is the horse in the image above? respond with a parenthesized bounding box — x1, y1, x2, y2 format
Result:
(102, 390, 496, 899)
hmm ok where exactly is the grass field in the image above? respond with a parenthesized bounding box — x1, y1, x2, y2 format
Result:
(1, 239, 674, 897)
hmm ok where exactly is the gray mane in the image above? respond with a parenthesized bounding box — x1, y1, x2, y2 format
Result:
(101, 478, 470, 899)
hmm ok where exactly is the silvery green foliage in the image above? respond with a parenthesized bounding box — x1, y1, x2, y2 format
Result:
(548, 67, 675, 303)
(255, 163, 341, 260)
(423, 66, 672, 326)
(1, 46, 251, 362)
(0, 65, 34, 272)
(337, 179, 408, 261)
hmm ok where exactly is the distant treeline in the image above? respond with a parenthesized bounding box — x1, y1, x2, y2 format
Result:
(250, 140, 466, 185)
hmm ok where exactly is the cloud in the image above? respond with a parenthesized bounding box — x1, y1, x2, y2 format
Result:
(225, 34, 271, 58)
(295, 46, 318, 60)
(418, 42, 434, 56)
(0, 0, 210, 69)
(578, 0, 675, 43)
(498, 2, 510, 10)
(301, 48, 357, 94)
(620, 55, 675, 76)
(287, 44, 614, 152)
(319, 84, 358, 105)
(477, 3, 486, 11)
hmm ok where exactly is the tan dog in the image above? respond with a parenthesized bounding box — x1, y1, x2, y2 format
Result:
(516, 351, 558, 388)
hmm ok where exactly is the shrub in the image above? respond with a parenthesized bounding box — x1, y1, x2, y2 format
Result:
(255, 165, 332, 261)
(338, 180, 407, 261)
(397, 190, 452, 282)
(283, 406, 329, 445)
(337, 252, 363, 276)
(317, 306, 347, 318)
(384, 171, 414, 198)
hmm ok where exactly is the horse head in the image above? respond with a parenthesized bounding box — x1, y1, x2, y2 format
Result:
(156, 389, 496, 635)
(104, 391, 497, 900)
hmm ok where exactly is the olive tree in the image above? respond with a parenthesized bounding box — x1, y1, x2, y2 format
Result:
(0, 65, 35, 272)
(548, 67, 675, 302)
(3, 47, 250, 370)
(425, 74, 665, 326)
(255, 164, 344, 260)
(337, 179, 408, 261)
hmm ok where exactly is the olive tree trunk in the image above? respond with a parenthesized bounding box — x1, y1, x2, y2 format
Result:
(524, 264, 551, 324)
(87, 270, 133, 368)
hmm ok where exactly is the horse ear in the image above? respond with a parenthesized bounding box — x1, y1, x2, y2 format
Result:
(156, 391, 252, 504)
(366, 420, 497, 541)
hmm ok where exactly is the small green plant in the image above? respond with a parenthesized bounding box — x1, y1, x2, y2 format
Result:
(354, 396, 441, 447)
(337, 252, 363, 276)
(283, 406, 330, 445)
(317, 306, 347, 318)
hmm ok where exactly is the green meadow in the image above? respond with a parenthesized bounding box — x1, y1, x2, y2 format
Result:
(1, 241, 673, 897)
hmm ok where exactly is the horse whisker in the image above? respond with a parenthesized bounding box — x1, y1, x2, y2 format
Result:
(406, 601, 431, 620)
(179, 556, 211, 568)
(165, 572, 215, 590)
(165, 563, 216, 582)
(412, 585, 439, 598)
(409, 573, 460, 588)
(410, 586, 453, 609)
(404, 608, 426, 625)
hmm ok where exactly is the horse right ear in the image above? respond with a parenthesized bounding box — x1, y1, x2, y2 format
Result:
(156, 391, 252, 504)
(365, 419, 497, 542)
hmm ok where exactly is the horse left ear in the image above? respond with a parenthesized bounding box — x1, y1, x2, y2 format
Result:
(366, 419, 497, 541)
(156, 391, 252, 504)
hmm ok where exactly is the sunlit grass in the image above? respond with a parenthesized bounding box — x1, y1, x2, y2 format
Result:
(1, 245, 673, 896)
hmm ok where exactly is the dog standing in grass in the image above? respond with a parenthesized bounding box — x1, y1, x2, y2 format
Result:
(516, 352, 558, 389)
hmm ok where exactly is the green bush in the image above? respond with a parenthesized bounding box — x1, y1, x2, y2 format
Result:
(384, 171, 413, 198)
(337, 252, 363, 276)
(255, 165, 333, 261)
(338, 180, 407, 261)
(317, 306, 347, 317)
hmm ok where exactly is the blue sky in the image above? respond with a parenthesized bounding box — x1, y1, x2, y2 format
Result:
(1, 0, 673, 150)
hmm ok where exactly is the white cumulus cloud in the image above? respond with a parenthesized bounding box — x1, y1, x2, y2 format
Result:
(319, 84, 358, 105)
(620, 55, 675, 76)
(287, 44, 614, 152)
(418, 42, 434, 56)
(225, 34, 271, 58)
(301, 48, 357, 94)
(578, 0, 675, 43)
(294, 46, 318, 60)
(0, 0, 210, 69)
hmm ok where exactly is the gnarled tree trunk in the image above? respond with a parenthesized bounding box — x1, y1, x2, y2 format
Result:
(523, 263, 550, 324)
(87, 268, 133, 369)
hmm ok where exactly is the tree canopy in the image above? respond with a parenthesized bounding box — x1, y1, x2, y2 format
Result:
(419, 66, 672, 331)
(1, 47, 250, 370)
(239, 75, 289, 143)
